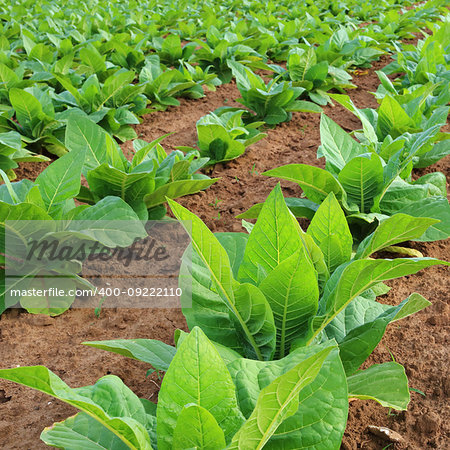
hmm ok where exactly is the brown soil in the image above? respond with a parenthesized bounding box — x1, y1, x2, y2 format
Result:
(1, 52, 449, 450)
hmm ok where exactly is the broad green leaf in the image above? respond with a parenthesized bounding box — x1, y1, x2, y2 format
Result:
(167, 199, 275, 359)
(227, 357, 267, 418)
(83, 339, 176, 371)
(86, 164, 154, 209)
(355, 214, 440, 259)
(396, 197, 450, 242)
(41, 412, 129, 450)
(229, 346, 334, 450)
(259, 248, 319, 358)
(0, 368, 151, 450)
(80, 46, 107, 73)
(307, 192, 352, 272)
(414, 140, 450, 168)
(311, 258, 447, 343)
(238, 184, 303, 284)
(232, 282, 276, 361)
(264, 164, 344, 205)
(259, 345, 348, 450)
(35, 147, 85, 218)
(180, 248, 244, 354)
(216, 232, 249, 279)
(338, 154, 384, 214)
(65, 115, 125, 174)
(326, 292, 430, 346)
(377, 95, 413, 138)
(338, 316, 392, 375)
(173, 405, 226, 450)
(318, 114, 363, 173)
(9, 88, 43, 134)
(19, 276, 76, 316)
(174, 329, 243, 367)
(144, 178, 217, 209)
(156, 327, 244, 449)
(66, 197, 146, 247)
(348, 362, 410, 410)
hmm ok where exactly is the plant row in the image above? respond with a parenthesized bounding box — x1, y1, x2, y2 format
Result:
(0, 0, 447, 177)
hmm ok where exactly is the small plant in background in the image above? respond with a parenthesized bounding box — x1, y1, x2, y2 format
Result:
(228, 61, 322, 126)
(194, 108, 266, 165)
(65, 115, 217, 220)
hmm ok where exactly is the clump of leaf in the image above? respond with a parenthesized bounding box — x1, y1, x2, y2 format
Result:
(66, 116, 216, 220)
(157, 185, 444, 448)
(139, 55, 220, 110)
(242, 114, 450, 242)
(228, 61, 322, 126)
(0, 145, 146, 316)
(275, 47, 356, 105)
(192, 108, 266, 165)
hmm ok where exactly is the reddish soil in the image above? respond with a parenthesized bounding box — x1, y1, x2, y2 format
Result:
(0, 53, 449, 450)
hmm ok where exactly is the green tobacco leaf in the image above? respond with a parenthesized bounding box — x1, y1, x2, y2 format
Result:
(388, 292, 431, 322)
(174, 329, 242, 367)
(355, 214, 440, 259)
(65, 115, 125, 174)
(307, 192, 352, 272)
(229, 346, 334, 450)
(326, 292, 430, 346)
(86, 164, 154, 207)
(66, 197, 146, 247)
(238, 184, 303, 284)
(173, 405, 226, 450)
(232, 282, 276, 361)
(35, 147, 85, 218)
(9, 88, 43, 134)
(20, 276, 76, 316)
(156, 327, 244, 449)
(41, 412, 129, 449)
(260, 345, 348, 450)
(377, 95, 413, 139)
(338, 316, 391, 375)
(312, 258, 447, 343)
(348, 362, 410, 410)
(216, 233, 249, 278)
(180, 247, 244, 354)
(169, 199, 272, 360)
(144, 178, 217, 209)
(319, 114, 363, 172)
(264, 164, 344, 205)
(83, 339, 176, 371)
(414, 140, 450, 168)
(396, 197, 450, 242)
(0, 368, 151, 449)
(259, 248, 319, 358)
(227, 358, 267, 418)
(338, 154, 384, 214)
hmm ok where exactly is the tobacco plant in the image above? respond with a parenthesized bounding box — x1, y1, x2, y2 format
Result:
(191, 108, 266, 165)
(82, 185, 447, 448)
(228, 61, 322, 126)
(241, 114, 450, 242)
(0, 326, 335, 449)
(65, 116, 216, 220)
(275, 47, 356, 105)
(0, 146, 146, 315)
